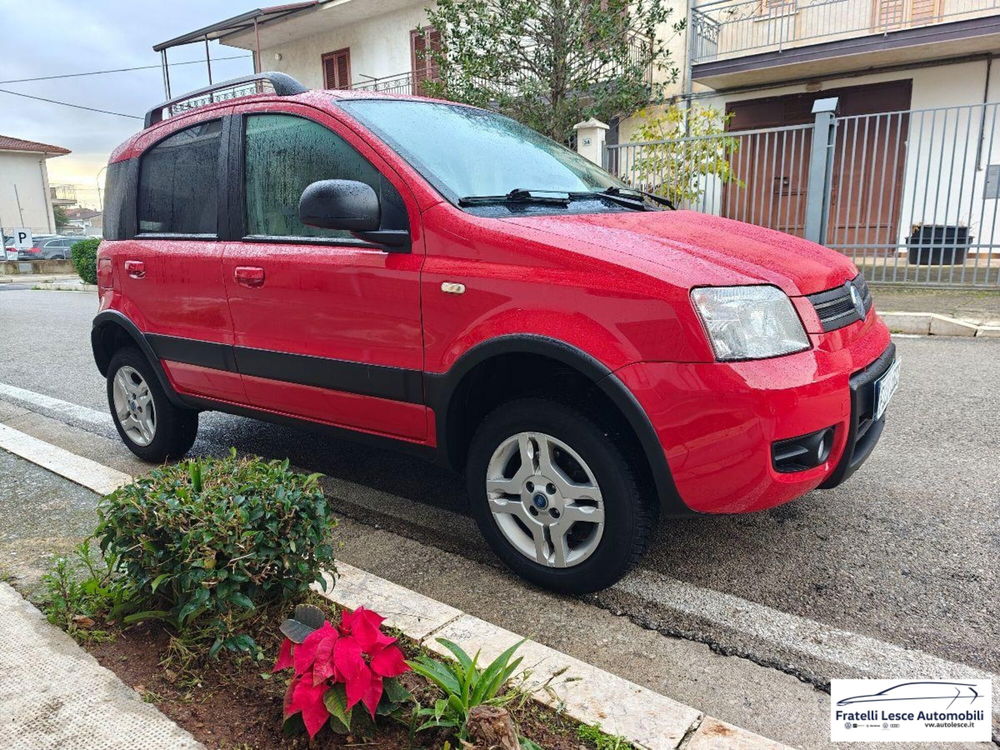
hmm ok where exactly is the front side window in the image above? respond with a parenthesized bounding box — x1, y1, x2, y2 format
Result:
(244, 113, 397, 239)
(338, 99, 623, 202)
(137, 120, 222, 234)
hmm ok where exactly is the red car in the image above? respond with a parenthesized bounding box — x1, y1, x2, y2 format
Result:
(92, 73, 899, 593)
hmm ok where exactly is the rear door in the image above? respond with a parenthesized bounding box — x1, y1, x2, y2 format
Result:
(126, 111, 245, 404)
(221, 103, 427, 442)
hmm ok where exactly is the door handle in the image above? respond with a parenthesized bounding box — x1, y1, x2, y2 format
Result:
(124, 260, 145, 279)
(234, 266, 265, 288)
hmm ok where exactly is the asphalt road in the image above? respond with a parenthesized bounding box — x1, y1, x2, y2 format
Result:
(2, 289, 997, 681)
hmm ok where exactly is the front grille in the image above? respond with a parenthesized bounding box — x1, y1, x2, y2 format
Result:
(806, 273, 873, 332)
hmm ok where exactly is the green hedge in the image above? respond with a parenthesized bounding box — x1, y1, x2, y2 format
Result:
(96, 452, 337, 655)
(70, 237, 100, 284)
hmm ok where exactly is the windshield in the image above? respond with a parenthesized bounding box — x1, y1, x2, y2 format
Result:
(338, 99, 624, 203)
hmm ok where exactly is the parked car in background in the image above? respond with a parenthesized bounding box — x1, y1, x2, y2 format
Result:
(17, 235, 87, 260)
(91, 73, 899, 594)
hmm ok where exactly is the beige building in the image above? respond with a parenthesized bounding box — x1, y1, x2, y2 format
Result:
(0, 135, 70, 238)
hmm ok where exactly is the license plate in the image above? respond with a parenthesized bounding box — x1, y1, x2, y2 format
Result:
(874, 358, 900, 421)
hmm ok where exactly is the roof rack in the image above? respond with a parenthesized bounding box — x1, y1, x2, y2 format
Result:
(143, 71, 308, 128)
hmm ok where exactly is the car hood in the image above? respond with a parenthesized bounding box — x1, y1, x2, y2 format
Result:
(503, 209, 857, 296)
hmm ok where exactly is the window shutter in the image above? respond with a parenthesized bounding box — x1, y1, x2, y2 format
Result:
(411, 28, 440, 96)
(322, 49, 351, 89)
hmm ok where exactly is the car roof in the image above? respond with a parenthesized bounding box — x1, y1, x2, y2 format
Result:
(111, 86, 479, 164)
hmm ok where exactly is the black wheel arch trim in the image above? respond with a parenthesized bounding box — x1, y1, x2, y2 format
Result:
(426, 334, 695, 517)
(91, 310, 192, 409)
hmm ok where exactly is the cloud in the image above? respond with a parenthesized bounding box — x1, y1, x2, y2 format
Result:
(0, 0, 255, 197)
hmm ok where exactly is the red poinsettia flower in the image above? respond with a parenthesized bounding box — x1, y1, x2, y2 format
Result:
(273, 606, 410, 738)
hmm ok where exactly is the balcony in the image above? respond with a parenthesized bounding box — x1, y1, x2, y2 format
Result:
(350, 32, 654, 98)
(691, 0, 1000, 88)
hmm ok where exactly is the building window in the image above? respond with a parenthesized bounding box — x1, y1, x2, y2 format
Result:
(244, 113, 389, 239)
(137, 120, 222, 235)
(410, 27, 442, 96)
(322, 48, 351, 90)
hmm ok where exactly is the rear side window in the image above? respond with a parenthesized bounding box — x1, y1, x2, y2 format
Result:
(137, 120, 222, 235)
(243, 113, 389, 239)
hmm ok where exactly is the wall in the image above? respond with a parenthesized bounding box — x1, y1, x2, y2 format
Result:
(0, 152, 55, 237)
(260, 5, 432, 90)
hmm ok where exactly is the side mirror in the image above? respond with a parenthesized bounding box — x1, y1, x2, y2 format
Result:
(298, 179, 380, 232)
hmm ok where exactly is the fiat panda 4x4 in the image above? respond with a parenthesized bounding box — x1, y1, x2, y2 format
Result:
(92, 73, 899, 593)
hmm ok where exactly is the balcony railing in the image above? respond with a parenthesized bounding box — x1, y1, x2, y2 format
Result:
(350, 31, 654, 97)
(692, 0, 1000, 65)
(351, 71, 417, 95)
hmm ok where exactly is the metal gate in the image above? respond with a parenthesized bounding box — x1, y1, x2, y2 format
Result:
(605, 101, 1000, 287)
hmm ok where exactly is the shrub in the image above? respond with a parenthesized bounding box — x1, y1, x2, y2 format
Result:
(96, 451, 336, 656)
(70, 237, 99, 284)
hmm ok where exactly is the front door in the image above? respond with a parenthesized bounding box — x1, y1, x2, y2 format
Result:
(221, 105, 427, 441)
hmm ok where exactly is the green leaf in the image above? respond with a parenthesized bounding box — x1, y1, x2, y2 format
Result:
(149, 573, 170, 593)
(323, 684, 351, 731)
(229, 592, 255, 610)
(381, 676, 411, 705)
(438, 638, 474, 673)
(407, 657, 462, 696)
(472, 640, 525, 705)
(122, 609, 171, 625)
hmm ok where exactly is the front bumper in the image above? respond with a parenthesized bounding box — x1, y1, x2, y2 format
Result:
(615, 313, 893, 514)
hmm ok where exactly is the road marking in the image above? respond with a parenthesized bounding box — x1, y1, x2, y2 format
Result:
(614, 568, 1000, 718)
(0, 423, 130, 495)
(0, 382, 108, 428)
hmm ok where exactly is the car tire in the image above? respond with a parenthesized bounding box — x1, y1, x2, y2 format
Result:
(466, 398, 655, 594)
(107, 347, 198, 462)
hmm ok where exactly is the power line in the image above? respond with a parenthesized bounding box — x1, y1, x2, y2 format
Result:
(0, 88, 141, 119)
(0, 55, 253, 85)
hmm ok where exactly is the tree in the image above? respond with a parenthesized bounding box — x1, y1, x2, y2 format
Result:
(628, 104, 742, 206)
(53, 205, 69, 231)
(424, 0, 681, 143)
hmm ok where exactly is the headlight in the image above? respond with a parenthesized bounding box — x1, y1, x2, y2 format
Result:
(691, 285, 810, 361)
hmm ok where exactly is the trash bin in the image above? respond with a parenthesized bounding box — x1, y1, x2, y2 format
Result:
(907, 224, 970, 265)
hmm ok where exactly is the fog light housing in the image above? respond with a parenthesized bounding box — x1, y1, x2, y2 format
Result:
(772, 427, 834, 473)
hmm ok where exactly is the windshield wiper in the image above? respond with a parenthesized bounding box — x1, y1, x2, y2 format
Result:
(458, 188, 571, 207)
(598, 186, 676, 210)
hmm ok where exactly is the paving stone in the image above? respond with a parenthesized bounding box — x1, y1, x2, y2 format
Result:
(685, 717, 795, 750)
(0, 583, 203, 750)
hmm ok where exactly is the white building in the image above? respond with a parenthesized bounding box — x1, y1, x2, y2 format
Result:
(154, 1, 440, 99)
(0, 135, 70, 238)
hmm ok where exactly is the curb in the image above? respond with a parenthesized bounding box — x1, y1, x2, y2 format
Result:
(32, 283, 98, 292)
(315, 563, 794, 750)
(882, 311, 1000, 337)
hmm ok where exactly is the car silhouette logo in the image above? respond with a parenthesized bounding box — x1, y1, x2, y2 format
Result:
(836, 681, 981, 710)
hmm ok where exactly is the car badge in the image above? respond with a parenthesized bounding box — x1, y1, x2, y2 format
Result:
(848, 283, 865, 318)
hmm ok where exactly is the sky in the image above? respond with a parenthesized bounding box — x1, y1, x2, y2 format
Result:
(0, 0, 258, 208)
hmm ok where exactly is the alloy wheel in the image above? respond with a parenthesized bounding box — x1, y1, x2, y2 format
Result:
(112, 365, 156, 446)
(485, 431, 605, 568)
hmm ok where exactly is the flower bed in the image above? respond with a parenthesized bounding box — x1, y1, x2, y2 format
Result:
(80, 596, 607, 749)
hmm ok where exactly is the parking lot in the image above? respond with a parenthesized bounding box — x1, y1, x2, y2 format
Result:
(1, 288, 997, 748)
